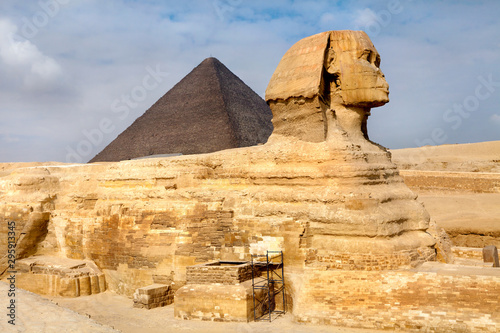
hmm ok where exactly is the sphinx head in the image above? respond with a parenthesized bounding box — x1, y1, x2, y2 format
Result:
(266, 30, 389, 143)
(324, 31, 389, 108)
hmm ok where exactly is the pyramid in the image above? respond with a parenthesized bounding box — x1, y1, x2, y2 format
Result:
(89, 57, 273, 162)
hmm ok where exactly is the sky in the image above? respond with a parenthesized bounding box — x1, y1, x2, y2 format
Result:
(0, 0, 499, 163)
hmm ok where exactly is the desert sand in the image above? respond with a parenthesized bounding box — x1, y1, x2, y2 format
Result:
(49, 291, 388, 333)
(0, 281, 118, 333)
(391, 140, 500, 173)
(391, 140, 500, 248)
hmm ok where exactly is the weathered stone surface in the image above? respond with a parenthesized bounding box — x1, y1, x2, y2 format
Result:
(290, 264, 500, 331)
(265, 30, 435, 265)
(483, 245, 500, 267)
(133, 283, 173, 309)
(186, 261, 254, 285)
(174, 280, 265, 322)
(266, 30, 389, 143)
(0, 136, 437, 295)
(14, 255, 106, 297)
(426, 219, 454, 264)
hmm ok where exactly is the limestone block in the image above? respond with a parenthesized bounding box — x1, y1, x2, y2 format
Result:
(98, 274, 106, 293)
(133, 283, 173, 309)
(16, 273, 59, 296)
(483, 245, 500, 267)
(9, 256, 105, 297)
(58, 277, 79, 297)
(174, 280, 263, 322)
(78, 276, 92, 296)
(90, 275, 100, 294)
(186, 261, 254, 285)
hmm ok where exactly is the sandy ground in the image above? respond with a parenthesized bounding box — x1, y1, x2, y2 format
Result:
(391, 140, 500, 172)
(417, 191, 500, 232)
(0, 281, 387, 333)
(391, 140, 500, 247)
(415, 191, 500, 247)
(0, 282, 118, 333)
(48, 291, 388, 333)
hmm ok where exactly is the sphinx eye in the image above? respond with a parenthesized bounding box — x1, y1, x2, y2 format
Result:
(361, 51, 371, 62)
(374, 55, 381, 67)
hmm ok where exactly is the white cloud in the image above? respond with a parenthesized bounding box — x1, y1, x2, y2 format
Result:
(319, 12, 336, 28)
(0, 19, 62, 89)
(491, 114, 500, 125)
(353, 8, 378, 29)
(2, 133, 20, 143)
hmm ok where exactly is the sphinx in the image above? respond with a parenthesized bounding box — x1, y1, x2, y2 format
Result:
(267, 30, 389, 146)
(264, 30, 436, 262)
(5, 31, 495, 331)
(1, 31, 437, 296)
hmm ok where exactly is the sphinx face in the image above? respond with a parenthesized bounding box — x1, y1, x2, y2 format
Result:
(329, 31, 389, 107)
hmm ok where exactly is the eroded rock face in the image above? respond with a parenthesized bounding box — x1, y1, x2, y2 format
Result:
(1, 135, 436, 294)
(265, 30, 435, 260)
(1, 30, 439, 296)
(266, 30, 389, 143)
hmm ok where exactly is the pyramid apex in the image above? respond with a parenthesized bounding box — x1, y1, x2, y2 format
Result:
(201, 57, 221, 65)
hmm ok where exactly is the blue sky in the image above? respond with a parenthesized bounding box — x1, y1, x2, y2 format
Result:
(0, 0, 499, 162)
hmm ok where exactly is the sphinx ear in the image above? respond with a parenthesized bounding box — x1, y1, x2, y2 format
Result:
(324, 47, 339, 75)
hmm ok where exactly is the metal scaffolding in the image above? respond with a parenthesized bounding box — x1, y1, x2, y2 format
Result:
(251, 250, 286, 321)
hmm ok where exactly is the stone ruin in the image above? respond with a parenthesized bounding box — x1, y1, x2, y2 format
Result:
(16, 255, 106, 297)
(175, 260, 263, 321)
(133, 283, 173, 309)
(1, 30, 500, 331)
(185, 261, 254, 285)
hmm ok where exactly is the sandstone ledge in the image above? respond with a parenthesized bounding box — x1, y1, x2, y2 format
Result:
(400, 170, 500, 193)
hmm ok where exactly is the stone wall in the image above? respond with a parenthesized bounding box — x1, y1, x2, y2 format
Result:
(290, 264, 500, 332)
(453, 247, 484, 260)
(399, 170, 500, 193)
(186, 261, 254, 285)
(305, 247, 436, 270)
(174, 280, 265, 322)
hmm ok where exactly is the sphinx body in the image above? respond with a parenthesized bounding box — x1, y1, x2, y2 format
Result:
(1, 31, 437, 306)
(264, 30, 436, 260)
